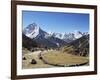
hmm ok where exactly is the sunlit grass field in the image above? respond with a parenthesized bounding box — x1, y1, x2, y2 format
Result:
(41, 50, 89, 66)
(22, 48, 89, 69)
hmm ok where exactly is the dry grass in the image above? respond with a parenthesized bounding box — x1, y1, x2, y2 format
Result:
(22, 49, 89, 69)
(42, 50, 89, 66)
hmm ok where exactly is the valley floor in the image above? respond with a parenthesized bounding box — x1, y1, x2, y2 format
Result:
(22, 49, 89, 69)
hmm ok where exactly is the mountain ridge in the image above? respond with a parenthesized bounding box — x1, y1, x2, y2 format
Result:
(23, 23, 68, 48)
(23, 23, 88, 42)
(23, 23, 88, 49)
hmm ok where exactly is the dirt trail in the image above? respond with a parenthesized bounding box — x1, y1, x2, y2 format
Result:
(22, 50, 54, 69)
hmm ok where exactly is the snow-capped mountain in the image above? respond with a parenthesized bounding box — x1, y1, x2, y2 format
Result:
(23, 23, 50, 39)
(49, 31, 88, 43)
(74, 31, 83, 39)
(49, 32, 75, 42)
(23, 23, 39, 38)
(23, 23, 67, 48)
(23, 23, 88, 40)
(23, 23, 88, 48)
(63, 33, 75, 42)
(49, 32, 64, 39)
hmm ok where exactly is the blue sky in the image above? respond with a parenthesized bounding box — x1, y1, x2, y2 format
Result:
(22, 11, 89, 33)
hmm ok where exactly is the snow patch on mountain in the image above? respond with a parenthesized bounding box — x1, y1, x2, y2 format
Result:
(74, 31, 83, 39)
(23, 23, 39, 39)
